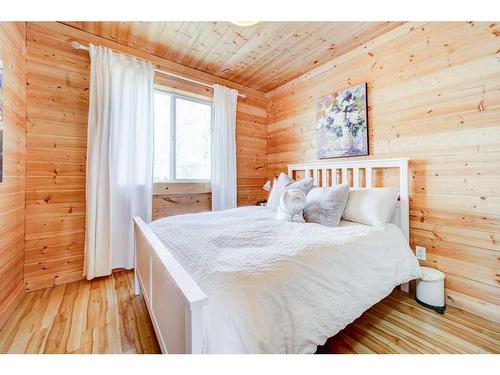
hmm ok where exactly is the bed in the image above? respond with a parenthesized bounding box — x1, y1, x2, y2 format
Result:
(133, 158, 421, 353)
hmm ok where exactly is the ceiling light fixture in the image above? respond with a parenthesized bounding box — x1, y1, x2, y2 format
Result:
(230, 21, 260, 27)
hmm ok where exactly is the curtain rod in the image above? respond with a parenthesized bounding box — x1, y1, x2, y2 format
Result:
(71, 41, 246, 98)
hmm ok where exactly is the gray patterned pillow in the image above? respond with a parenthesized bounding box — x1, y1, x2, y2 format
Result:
(303, 184, 350, 227)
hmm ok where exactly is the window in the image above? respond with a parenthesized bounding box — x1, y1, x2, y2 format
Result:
(154, 89, 212, 182)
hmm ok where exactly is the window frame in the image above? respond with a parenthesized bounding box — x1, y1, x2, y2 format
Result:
(154, 87, 213, 184)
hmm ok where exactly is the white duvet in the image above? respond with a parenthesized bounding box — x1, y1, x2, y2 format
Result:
(149, 206, 420, 354)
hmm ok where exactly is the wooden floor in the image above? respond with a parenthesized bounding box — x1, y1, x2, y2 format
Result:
(318, 289, 499, 354)
(0, 271, 160, 354)
(0, 270, 498, 354)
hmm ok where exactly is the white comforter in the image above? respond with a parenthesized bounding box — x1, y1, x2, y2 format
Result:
(149, 206, 420, 354)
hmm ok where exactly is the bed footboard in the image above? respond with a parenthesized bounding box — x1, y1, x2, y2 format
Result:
(133, 216, 207, 354)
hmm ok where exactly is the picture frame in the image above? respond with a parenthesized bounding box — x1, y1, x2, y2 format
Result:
(316, 82, 368, 159)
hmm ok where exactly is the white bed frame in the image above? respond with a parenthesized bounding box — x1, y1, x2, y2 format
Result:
(133, 218, 207, 353)
(133, 157, 410, 353)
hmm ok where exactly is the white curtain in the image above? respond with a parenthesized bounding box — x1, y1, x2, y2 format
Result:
(211, 84, 239, 211)
(85, 44, 154, 279)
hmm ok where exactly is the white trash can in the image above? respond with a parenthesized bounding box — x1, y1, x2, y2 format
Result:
(416, 266, 446, 314)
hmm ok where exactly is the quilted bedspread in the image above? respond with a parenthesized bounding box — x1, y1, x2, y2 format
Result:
(149, 206, 420, 353)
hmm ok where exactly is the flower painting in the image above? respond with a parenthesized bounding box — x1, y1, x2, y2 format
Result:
(0, 58, 3, 183)
(316, 83, 368, 158)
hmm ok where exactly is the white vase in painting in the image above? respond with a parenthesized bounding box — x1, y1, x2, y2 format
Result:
(339, 129, 353, 151)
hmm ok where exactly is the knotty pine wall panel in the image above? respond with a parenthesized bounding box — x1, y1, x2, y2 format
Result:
(25, 22, 268, 290)
(0, 22, 27, 328)
(266, 22, 500, 322)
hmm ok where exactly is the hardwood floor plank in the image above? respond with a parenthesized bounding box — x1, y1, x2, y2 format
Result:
(43, 281, 79, 353)
(65, 279, 91, 352)
(352, 314, 420, 353)
(320, 291, 499, 354)
(362, 309, 441, 353)
(0, 291, 41, 352)
(384, 293, 500, 352)
(1, 271, 497, 354)
(371, 302, 477, 353)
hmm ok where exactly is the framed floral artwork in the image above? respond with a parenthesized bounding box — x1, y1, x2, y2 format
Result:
(316, 82, 368, 159)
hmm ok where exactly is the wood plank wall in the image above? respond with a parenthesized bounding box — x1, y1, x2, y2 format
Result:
(0, 22, 27, 328)
(24, 22, 268, 291)
(266, 22, 500, 322)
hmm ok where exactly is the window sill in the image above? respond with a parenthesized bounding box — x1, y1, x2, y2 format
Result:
(153, 181, 211, 195)
(155, 179, 211, 184)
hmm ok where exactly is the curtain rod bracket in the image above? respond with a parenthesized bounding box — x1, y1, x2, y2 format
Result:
(71, 41, 88, 51)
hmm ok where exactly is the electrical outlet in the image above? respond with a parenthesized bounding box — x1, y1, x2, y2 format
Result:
(415, 246, 426, 261)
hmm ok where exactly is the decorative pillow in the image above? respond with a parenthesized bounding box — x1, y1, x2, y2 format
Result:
(267, 174, 314, 211)
(303, 184, 350, 227)
(342, 187, 399, 227)
(287, 177, 314, 196)
(277, 189, 306, 223)
(267, 173, 293, 210)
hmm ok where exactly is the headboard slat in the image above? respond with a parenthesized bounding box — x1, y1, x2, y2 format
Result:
(365, 167, 373, 188)
(342, 168, 348, 185)
(313, 169, 319, 185)
(287, 158, 409, 242)
(353, 168, 360, 188)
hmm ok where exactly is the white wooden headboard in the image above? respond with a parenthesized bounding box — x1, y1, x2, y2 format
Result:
(287, 158, 409, 242)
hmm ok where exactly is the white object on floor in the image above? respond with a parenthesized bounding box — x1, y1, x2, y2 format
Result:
(149, 206, 420, 353)
(85, 44, 154, 279)
(211, 84, 239, 211)
(416, 266, 446, 313)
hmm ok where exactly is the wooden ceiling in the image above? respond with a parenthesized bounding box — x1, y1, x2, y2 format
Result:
(62, 22, 402, 92)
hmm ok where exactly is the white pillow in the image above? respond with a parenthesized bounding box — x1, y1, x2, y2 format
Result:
(267, 173, 314, 211)
(267, 173, 293, 210)
(277, 189, 306, 223)
(342, 187, 399, 227)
